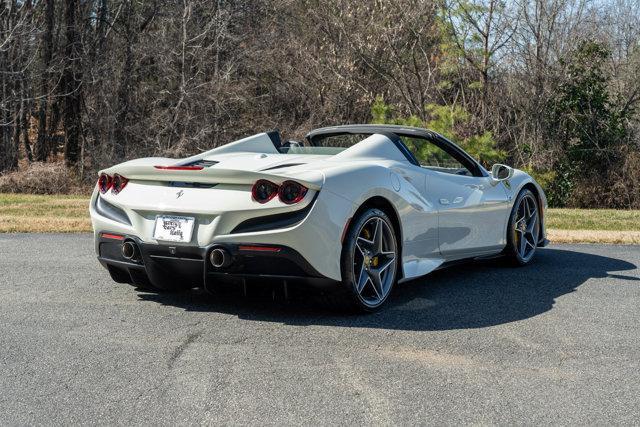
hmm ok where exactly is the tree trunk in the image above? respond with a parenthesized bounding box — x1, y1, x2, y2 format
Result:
(9, 106, 20, 170)
(35, 0, 55, 162)
(0, 6, 6, 172)
(112, 0, 134, 161)
(62, 0, 82, 167)
(22, 104, 33, 162)
(95, 0, 108, 57)
(49, 99, 62, 155)
(0, 0, 17, 172)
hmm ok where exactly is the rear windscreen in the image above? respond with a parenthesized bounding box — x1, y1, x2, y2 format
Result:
(279, 133, 372, 154)
(311, 133, 372, 148)
(282, 146, 345, 155)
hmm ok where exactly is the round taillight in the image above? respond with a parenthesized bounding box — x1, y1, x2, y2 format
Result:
(111, 174, 129, 195)
(252, 179, 279, 203)
(97, 173, 112, 194)
(278, 180, 308, 204)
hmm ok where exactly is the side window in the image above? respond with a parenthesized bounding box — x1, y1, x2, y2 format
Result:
(400, 136, 471, 176)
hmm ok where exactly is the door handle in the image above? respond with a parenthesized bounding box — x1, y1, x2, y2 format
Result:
(440, 197, 463, 205)
(465, 184, 484, 190)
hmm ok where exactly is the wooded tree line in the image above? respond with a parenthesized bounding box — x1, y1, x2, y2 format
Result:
(0, 0, 639, 207)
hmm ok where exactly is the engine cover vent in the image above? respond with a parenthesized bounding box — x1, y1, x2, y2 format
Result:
(186, 160, 219, 168)
(261, 163, 305, 171)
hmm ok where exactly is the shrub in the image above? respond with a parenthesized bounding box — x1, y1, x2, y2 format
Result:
(0, 162, 90, 195)
(545, 40, 632, 207)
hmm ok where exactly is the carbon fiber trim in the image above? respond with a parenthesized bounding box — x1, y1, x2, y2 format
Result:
(230, 194, 318, 234)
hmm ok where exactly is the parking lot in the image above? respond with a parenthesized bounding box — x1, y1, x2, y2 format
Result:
(1, 234, 638, 424)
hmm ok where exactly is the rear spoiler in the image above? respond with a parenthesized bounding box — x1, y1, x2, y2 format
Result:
(100, 164, 324, 190)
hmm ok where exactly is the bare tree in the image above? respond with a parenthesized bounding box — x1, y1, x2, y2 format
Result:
(444, 0, 517, 117)
(62, 0, 82, 167)
(0, 0, 638, 207)
(35, 0, 55, 162)
(1, 0, 38, 171)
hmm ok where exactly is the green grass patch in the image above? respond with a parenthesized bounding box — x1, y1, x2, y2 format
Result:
(546, 208, 640, 231)
(1, 193, 639, 236)
(0, 193, 89, 217)
(0, 193, 91, 233)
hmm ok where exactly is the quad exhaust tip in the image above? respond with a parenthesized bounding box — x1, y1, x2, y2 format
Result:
(121, 240, 141, 261)
(210, 248, 232, 268)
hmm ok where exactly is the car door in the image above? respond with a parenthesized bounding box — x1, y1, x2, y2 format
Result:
(426, 170, 510, 258)
(399, 135, 511, 259)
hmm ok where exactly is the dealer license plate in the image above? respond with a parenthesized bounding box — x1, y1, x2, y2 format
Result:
(153, 215, 195, 243)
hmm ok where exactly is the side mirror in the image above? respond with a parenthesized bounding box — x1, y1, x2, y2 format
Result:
(491, 164, 513, 182)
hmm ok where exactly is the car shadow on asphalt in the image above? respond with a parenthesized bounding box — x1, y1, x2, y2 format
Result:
(137, 247, 638, 331)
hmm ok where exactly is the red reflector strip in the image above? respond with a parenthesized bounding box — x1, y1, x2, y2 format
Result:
(154, 165, 204, 171)
(238, 245, 281, 253)
(101, 233, 125, 240)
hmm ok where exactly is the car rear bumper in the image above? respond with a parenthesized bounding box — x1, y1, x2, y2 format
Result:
(90, 183, 354, 281)
(97, 234, 340, 289)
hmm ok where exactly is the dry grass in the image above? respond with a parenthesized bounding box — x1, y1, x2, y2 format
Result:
(1, 194, 639, 243)
(548, 229, 640, 244)
(0, 193, 91, 233)
(545, 208, 640, 244)
(545, 208, 640, 231)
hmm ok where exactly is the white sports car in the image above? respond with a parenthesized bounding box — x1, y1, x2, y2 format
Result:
(90, 125, 548, 311)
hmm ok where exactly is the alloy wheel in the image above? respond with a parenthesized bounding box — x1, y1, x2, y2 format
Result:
(513, 194, 539, 262)
(352, 216, 397, 307)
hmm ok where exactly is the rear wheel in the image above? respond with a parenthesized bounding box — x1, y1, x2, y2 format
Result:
(339, 208, 399, 312)
(505, 189, 540, 265)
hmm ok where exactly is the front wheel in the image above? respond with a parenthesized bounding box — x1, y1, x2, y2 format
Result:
(505, 189, 540, 265)
(340, 208, 399, 312)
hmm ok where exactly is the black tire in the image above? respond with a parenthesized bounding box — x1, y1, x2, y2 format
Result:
(337, 208, 399, 312)
(505, 188, 540, 266)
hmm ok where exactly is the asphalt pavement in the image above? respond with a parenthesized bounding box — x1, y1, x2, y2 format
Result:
(0, 234, 639, 425)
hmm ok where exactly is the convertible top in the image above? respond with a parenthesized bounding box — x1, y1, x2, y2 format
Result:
(306, 124, 488, 178)
(306, 124, 439, 143)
